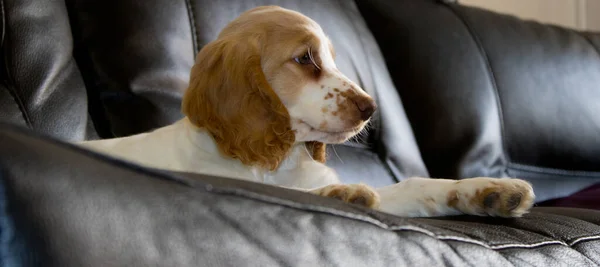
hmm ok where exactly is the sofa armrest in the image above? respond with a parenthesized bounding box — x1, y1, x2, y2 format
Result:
(1, 124, 599, 266)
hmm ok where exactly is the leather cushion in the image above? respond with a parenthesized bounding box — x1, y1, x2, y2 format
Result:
(356, 0, 600, 202)
(0, 0, 96, 141)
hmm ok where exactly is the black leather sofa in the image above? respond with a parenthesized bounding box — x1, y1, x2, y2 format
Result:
(1, 0, 600, 266)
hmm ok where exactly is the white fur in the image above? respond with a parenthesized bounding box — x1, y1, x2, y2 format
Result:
(79, 118, 535, 218)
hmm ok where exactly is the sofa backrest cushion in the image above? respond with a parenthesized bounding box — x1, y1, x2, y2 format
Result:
(357, 0, 600, 201)
(0, 0, 96, 140)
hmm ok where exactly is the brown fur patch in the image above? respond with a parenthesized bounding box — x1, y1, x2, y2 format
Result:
(327, 187, 348, 200)
(305, 141, 326, 163)
(181, 18, 298, 170)
(319, 121, 328, 129)
(447, 190, 459, 208)
(470, 188, 496, 209)
(324, 92, 334, 100)
(334, 90, 359, 120)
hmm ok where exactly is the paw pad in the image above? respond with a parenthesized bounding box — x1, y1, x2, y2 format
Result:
(313, 184, 380, 209)
(475, 180, 534, 217)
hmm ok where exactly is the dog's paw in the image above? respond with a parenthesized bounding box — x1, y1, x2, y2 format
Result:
(449, 178, 535, 218)
(311, 184, 380, 209)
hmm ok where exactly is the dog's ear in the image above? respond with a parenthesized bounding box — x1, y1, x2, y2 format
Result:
(182, 36, 295, 170)
(305, 141, 326, 163)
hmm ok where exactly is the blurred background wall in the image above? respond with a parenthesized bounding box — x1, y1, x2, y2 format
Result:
(460, 0, 600, 31)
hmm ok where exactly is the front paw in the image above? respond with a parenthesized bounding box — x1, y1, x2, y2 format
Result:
(450, 178, 535, 217)
(311, 184, 380, 209)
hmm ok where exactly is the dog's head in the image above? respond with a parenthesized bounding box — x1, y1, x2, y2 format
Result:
(182, 6, 376, 170)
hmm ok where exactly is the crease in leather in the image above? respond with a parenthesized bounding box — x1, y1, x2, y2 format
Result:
(184, 0, 199, 56)
(0, 84, 23, 123)
(31, 57, 76, 108)
(0, 83, 31, 128)
(209, 205, 288, 266)
(0, 0, 4, 47)
(0, 12, 32, 128)
(0, 1, 32, 128)
(444, 3, 509, 175)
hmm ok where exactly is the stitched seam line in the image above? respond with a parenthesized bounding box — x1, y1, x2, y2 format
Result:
(508, 163, 600, 178)
(391, 225, 568, 249)
(1, 0, 31, 128)
(444, 4, 509, 174)
(570, 235, 600, 246)
(184, 0, 199, 56)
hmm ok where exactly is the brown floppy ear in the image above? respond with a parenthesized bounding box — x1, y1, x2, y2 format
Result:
(305, 141, 326, 163)
(182, 36, 295, 170)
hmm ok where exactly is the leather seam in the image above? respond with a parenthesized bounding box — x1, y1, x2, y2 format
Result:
(184, 0, 199, 56)
(569, 235, 600, 246)
(391, 225, 568, 249)
(0, 0, 32, 128)
(444, 4, 510, 175)
(508, 163, 600, 178)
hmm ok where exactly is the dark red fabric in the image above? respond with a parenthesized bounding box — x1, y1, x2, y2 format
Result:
(538, 183, 600, 210)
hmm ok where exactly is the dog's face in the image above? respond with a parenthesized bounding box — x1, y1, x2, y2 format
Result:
(254, 8, 377, 144)
(182, 6, 376, 169)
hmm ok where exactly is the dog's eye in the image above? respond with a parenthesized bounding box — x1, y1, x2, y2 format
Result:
(294, 53, 312, 65)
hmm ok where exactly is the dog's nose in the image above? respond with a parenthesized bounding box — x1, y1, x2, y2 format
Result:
(353, 97, 377, 120)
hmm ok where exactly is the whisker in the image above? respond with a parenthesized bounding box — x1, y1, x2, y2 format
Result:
(331, 145, 344, 164)
(308, 47, 321, 70)
(302, 144, 314, 161)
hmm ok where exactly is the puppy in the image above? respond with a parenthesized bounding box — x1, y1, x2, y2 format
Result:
(80, 6, 534, 217)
